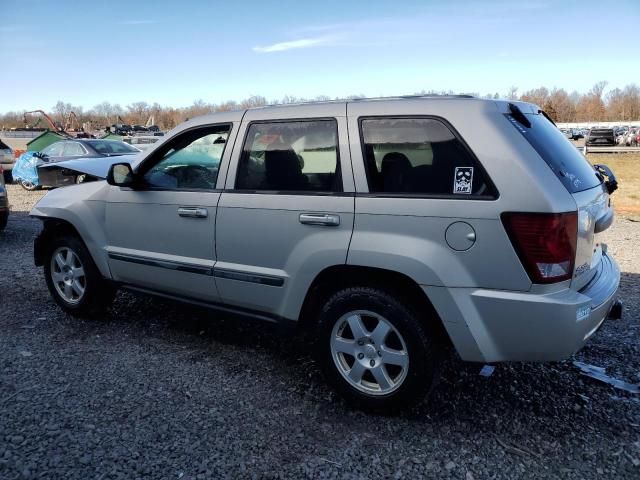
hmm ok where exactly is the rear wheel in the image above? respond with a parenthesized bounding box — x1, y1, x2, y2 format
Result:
(316, 287, 443, 412)
(44, 234, 116, 317)
(0, 212, 7, 231)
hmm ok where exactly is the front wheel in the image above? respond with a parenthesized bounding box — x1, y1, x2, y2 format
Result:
(316, 287, 443, 412)
(44, 234, 116, 317)
(20, 180, 39, 191)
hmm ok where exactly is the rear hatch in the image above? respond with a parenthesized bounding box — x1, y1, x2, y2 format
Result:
(588, 128, 615, 143)
(504, 104, 613, 291)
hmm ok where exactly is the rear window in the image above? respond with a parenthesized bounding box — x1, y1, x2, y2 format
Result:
(589, 129, 614, 136)
(89, 141, 139, 154)
(0, 140, 10, 150)
(506, 113, 601, 193)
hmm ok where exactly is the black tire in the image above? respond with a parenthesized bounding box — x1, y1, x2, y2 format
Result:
(3, 169, 12, 184)
(43, 234, 116, 317)
(316, 286, 443, 413)
(0, 212, 7, 231)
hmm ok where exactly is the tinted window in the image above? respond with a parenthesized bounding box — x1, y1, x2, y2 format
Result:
(143, 125, 229, 190)
(507, 113, 601, 193)
(361, 118, 492, 196)
(236, 120, 340, 192)
(90, 141, 139, 154)
(63, 142, 87, 156)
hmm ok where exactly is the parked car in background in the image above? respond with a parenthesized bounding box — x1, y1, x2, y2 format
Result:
(122, 135, 162, 151)
(624, 127, 639, 146)
(586, 127, 616, 146)
(13, 139, 140, 190)
(0, 166, 8, 231)
(30, 97, 621, 411)
(0, 140, 14, 182)
(38, 139, 141, 188)
(131, 125, 149, 133)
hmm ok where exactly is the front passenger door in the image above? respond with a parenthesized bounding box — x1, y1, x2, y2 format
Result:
(105, 122, 237, 302)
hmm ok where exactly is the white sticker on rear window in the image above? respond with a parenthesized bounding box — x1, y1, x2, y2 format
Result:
(453, 167, 473, 194)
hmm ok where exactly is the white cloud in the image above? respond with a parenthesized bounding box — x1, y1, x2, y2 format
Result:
(119, 19, 155, 25)
(252, 36, 337, 53)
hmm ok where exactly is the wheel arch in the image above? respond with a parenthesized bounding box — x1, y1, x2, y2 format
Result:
(34, 218, 82, 266)
(298, 264, 451, 345)
(34, 216, 111, 279)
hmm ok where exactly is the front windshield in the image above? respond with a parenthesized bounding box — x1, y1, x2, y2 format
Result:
(89, 141, 139, 155)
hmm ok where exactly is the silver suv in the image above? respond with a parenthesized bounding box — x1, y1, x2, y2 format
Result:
(31, 97, 621, 411)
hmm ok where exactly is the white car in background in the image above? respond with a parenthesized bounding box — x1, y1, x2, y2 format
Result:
(0, 140, 14, 182)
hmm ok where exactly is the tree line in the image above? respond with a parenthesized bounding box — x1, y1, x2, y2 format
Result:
(1, 82, 639, 131)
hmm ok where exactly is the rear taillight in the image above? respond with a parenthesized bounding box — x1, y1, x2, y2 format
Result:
(501, 212, 578, 284)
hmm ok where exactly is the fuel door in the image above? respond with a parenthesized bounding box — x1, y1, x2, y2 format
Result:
(445, 221, 476, 251)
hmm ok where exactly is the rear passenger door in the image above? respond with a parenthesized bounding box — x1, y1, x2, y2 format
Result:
(215, 104, 355, 319)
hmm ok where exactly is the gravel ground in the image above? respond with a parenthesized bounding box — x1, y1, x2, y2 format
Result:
(1, 183, 639, 480)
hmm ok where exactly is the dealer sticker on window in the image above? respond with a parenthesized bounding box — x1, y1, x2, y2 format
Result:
(453, 167, 473, 194)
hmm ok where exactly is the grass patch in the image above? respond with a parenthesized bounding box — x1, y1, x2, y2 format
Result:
(587, 153, 640, 215)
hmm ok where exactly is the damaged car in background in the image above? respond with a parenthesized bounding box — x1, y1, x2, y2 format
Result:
(12, 139, 141, 190)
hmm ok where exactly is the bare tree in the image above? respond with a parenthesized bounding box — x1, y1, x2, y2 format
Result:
(506, 86, 518, 100)
(52, 101, 73, 125)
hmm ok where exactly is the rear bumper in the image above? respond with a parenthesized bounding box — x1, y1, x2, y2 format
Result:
(425, 251, 620, 362)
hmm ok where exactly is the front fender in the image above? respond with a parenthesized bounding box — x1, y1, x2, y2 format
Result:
(30, 182, 112, 278)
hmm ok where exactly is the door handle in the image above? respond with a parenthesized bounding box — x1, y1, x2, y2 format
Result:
(178, 207, 208, 218)
(299, 213, 340, 226)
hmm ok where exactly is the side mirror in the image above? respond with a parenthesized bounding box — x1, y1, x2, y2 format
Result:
(107, 162, 135, 187)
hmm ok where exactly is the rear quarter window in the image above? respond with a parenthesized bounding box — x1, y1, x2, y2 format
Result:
(360, 117, 496, 198)
(506, 113, 601, 193)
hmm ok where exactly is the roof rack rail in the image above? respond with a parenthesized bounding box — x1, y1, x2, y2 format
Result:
(350, 94, 475, 102)
(255, 94, 478, 110)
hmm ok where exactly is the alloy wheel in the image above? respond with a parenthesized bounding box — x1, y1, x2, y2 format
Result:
(50, 247, 86, 304)
(330, 310, 409, 396)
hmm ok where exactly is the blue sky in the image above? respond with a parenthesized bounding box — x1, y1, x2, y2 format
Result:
(0, 0, 638, 112)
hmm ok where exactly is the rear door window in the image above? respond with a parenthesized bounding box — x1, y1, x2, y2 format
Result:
(63, 142, 87, 156)
(360, 117, 494, 197)
(41, 142, 64, 156)
(506, 112, 601, 193)
(236, 119, 341, 193)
